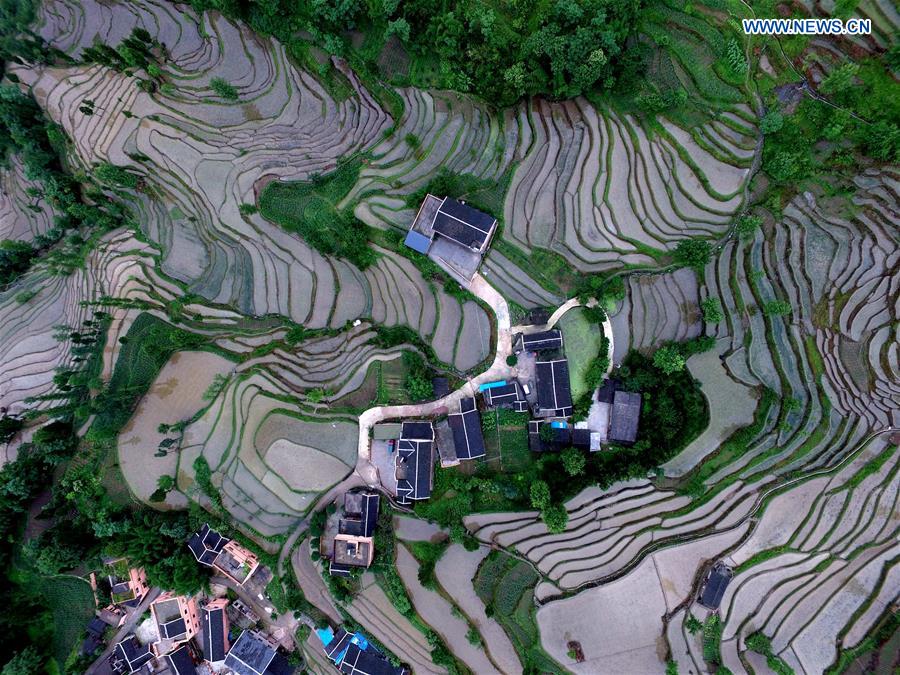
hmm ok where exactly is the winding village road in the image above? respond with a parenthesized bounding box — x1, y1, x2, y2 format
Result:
(349, 272, 613, 492)
(277, 272, 615, 568)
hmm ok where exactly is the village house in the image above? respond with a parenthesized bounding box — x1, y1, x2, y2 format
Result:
(330, 491, 380, 577)
(202, 598, 231, 664)
(187, 523, 260, 585)
(319, 626, 407, 675)
(223, 630, 292, 675)
(109, 635, 153, 674)
(395, 422, 435, 504)
(404, 195, 498, 283)
(698, 561, 734, 610)
(105, 559, 150, 606)
(151, 593, 200, 655)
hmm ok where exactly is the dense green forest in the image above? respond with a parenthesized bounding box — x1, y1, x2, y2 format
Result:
(187, 0, 644, 104)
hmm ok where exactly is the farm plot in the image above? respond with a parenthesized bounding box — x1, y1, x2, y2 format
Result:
(435, 545, 523, 674)
(0, 230, 176, 418)
(179, 371, 357, 535)
(395, 544, 500, 673)
(473, 550, 560, 673)
(712, 436, 899, 674)
(608, 267, 701, 363)
(537, 556, 668, 673)
(347, 572, 445, 675)
(118, 350, 234, 506)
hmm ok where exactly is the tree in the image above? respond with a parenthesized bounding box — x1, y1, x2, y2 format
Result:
(1, 648, 44, 675)
(653, 345, 685, 375)
(759, 110, 783, 135)
(210, 77, 239, 101)
(763, 300, 791, 317)
(700, 297, 724, 323)
(0, 416, 23, 444)
(94, 162, 139, 188)
(685, 614, 702, 633)
(541, 504, 568, 533)
(529, 480, 550, 510)
(0, 240, 34, 285)
(735, 214, 762, 240)
(673, 239, 712, 272)
(666, 660, 679, 675)
(561, 448, 586, 476)
(405, 373, 433, 401)
(819, 62, 859, 96)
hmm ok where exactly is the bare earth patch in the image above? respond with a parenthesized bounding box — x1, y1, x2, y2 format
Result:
(118, 350, 233, 505)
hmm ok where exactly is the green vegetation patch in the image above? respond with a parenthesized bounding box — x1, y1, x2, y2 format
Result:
(91, 312, 218, 439)
(39, 575, 96, 669)
(558, 308, 605, 401)
(474, 551, 561, 673)
(259, 158, 376, 269)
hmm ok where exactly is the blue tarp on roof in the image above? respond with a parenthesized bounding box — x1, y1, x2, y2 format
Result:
(478, 380, 507, 391)
(551, 420, 568, 428)
(404, 230, 432, 254)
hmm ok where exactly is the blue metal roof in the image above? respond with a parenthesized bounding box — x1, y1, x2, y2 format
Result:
(478, 380, 507, 391)
(404, 230, 432, 254)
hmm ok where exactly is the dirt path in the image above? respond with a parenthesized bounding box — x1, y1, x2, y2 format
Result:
(291, 537, 343, 625)
(355, 277, 615, 468)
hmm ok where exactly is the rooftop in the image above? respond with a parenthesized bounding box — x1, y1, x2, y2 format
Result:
(395, 434, 434, 504)
(223, 631, 277, 675)
(608, 390, 641, 445)
(535, 359, 574, 417)
(699, 562, 733, 610)
(515, 330, 563, 354)
(447, 397, 486, 461)
(333, 535, 374, 567)
(187, 523, 229, 566)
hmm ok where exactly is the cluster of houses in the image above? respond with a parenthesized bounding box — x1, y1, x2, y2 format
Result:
(393, 194, 644, 504)
(84, 524, 296, 675)
(371, 327, 642, 507)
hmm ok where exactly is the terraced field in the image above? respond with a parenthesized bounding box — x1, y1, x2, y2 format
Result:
(469, 169, 899, 671)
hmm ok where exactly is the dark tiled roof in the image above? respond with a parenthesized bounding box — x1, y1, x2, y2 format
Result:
(223, 631, 276, 675)
(482, 382, 525, 408)
(87, 616, 108, 636)
(110, 636, 153, 674)
(329, 561, 353, 577)
(160, 617, 187, 639)
(596, 378, 620, 404)
(82, 635, 104, 657)
(395, 438, 434, 503)
(400, 421, 433, 440)
(166, 645, 196, 675)
(324, 628, 353, 661)
(340, 492, 380, 538)
(535, 359, 573, 417)
(571, 429, 592, 449)
(447, 399, 486, 461)
(609, 390, 641, 444)
(187, 522, 229, 566)
(432, 377, 450, 398)
(517, 330, 563, 353)
(699, 563, 733, 610)
(337, 642, 406, 675)
(431, 197, 496, 250)
(202, 605, 228, 662)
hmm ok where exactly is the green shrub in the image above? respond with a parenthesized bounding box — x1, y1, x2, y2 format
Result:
(210, 77, 239, 100)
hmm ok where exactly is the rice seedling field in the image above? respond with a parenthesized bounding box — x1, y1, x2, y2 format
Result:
(1, 0, 896, 671)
